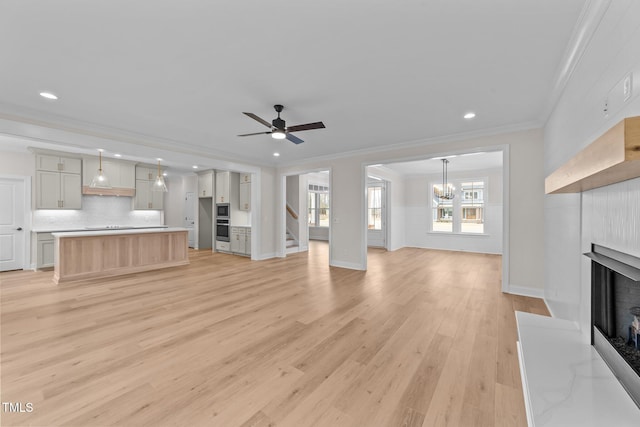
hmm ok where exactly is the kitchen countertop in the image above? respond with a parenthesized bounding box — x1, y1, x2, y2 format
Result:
(52, 227, 185, 238)
(33, 226, 168, 233)
(516, 311, 640, 426)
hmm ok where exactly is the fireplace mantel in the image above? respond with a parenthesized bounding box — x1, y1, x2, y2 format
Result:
(545, 116, 640, 194)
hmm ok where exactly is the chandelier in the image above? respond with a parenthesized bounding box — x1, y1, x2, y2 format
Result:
(434, 159, 455, 200)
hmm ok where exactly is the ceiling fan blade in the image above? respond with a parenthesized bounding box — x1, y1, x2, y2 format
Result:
(243, 112, 272, 128)
(238, 131, 272, 137)
(286, 133, 304, 145)
(286, 121, 325, 133)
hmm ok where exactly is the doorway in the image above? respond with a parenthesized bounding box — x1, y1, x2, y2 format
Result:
(282, 169, 330, 263)
(367, 179, 386, 248)
(0, 176, 29, 272)
(185, 192, 195, 248)
(198, 198, 213, 250)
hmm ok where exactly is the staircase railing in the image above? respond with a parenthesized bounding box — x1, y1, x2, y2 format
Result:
(286, 203, 298, 220)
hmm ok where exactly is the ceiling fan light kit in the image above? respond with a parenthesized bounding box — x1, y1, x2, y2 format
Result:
(272, 129, 286, 139)
(238, 104, 325, 145)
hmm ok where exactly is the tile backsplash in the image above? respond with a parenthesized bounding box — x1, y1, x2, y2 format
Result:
(32, 196, 162, 229)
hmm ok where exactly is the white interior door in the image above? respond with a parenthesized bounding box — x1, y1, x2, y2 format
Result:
(367, 180, 386, 248)
(185, 191, 196, 248)
(0, 178, 26, 271)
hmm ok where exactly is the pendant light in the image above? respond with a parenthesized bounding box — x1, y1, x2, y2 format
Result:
(90, 149, 111, 188)
(434, 159, 455, 200)
(153, 159, 168, 192)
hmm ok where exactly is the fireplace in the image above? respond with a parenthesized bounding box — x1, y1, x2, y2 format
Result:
(587, 244, 640, 407)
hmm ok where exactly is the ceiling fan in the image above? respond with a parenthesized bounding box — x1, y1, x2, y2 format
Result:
(238, 104, 325, 145)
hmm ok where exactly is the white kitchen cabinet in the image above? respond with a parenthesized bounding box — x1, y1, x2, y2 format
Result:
(134, 179, 150, 210)
(36, 169, 82, 209)
(239, 181, 251, 211)
(216, 241, 230, 252)
(240, 173, 251, 184)
(36, 154, 81, 174)
(36, 233, 55, 268)
(198, 171, 214, 198)
(134, 165, 164, 210)
(230, 226, 251, 256)
(215, 171, 230, 203)
(231, 227, 245, 254)
(134, 178, 164, 210)
(136, 166, 156, 181)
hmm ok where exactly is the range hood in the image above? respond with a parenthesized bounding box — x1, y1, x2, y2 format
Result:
(545, 116, 640, 194)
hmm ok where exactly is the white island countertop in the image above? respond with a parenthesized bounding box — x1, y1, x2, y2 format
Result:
(52, 227, 186, 238)
(516, 311, 640, 426)
(34, 225, 169, 233)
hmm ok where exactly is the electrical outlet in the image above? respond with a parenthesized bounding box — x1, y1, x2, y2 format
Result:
(623, 73, 633, 102)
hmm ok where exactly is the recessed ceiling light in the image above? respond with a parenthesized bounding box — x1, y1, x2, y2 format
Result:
(156, 158, 163, 161)
(97, 148, 104, 152)
(273, 152, 280, 157)
(463, 112, 476, 119)
(113, 153, 122, 157)
(162, 172, 168, 176)
(39, 92, 58, 100)
(192, 165, 198, 169)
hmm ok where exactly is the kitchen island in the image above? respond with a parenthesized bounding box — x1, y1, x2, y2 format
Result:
(52, 227, 189, 284)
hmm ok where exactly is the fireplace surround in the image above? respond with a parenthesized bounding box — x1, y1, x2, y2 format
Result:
(587, 244, 640, 407)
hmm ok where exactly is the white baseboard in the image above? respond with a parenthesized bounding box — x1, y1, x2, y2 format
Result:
(543, 298, 557, 318)
(329, 259, 366, 271)
(506, 284, 544, 299)
(253, 252, 277, 261)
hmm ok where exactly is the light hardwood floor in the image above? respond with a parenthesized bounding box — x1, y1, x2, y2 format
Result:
(0, 242, 548, 426)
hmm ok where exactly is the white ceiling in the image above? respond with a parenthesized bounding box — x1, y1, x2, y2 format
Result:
(0, 0, 587, 167)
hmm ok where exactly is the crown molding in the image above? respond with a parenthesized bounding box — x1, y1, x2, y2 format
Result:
(277, 120, 542, 168)
(539, 0, 611, 124)
(0, 106, 269, 171)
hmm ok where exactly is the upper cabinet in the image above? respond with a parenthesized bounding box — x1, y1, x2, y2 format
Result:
(198, 171, 214, 198)
(35, 154, 82, 209)
(36, 154, 82, 174)
(134, 165, 164, 210)
(215, 171, 230, 203)
(239, 174, 251, 211)
(136, 166, 156, 181)
(82, 156, 135, 196)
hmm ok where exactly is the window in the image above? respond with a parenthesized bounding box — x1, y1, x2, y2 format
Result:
(432, 190, 453, 232)
(308, 184, 329, 227)
(431, 179, 486, 234)
(368, 186, 382, 230)
(460, 181, 484, 233)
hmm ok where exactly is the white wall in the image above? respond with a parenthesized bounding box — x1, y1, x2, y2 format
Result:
(277, 128, 545, 291)
(258, 166, 277, 259)
(0, 149, 35, 177)
(543, 0, 640, 330)
(404, 167, 503, 254)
